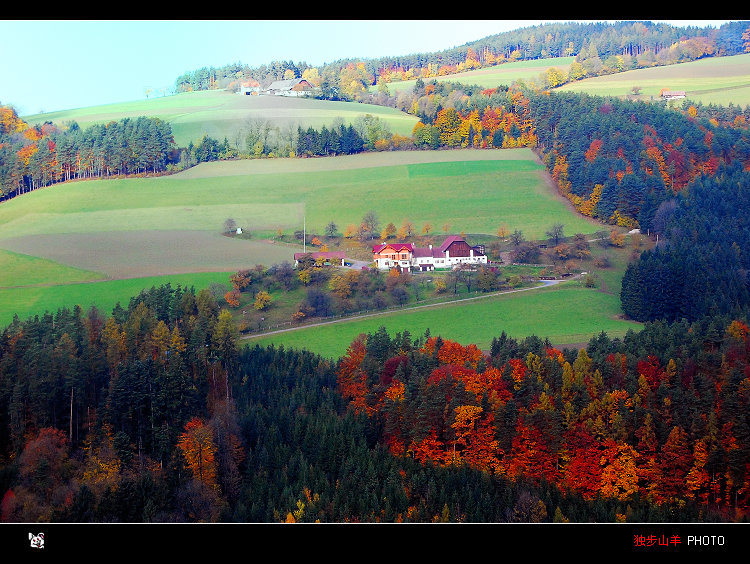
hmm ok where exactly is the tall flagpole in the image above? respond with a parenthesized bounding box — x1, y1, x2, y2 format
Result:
(303, 216, 306, 253)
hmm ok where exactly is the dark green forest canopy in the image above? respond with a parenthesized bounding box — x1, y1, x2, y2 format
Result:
(1, 290, 748, 523)
(621, 163, 750, 323)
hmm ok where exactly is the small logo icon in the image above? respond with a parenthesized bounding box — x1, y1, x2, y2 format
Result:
(29, 532, 44, 549)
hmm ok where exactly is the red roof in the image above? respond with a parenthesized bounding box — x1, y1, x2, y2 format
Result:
(372, 243, 414, 254)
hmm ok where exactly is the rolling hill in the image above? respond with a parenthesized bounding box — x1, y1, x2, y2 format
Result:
(5, 22, 750, 527)
(376, 56, 576, 94)
(0, 148, 604, 329)
(23, 89, 421, 148)
(554, 53, 750, 106)
(9, 50, 750, 352)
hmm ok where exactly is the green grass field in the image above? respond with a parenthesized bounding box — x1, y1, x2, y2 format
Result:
(23, 90, 421, 147)
(10, 52, 747, 357)
(0, 249, 103, 287)
(0, 149, 605, 334)
(555, 53, 750, 107)
(378, 57, 576, 94)
(246, 281, 640, 359)
(0, 149, 599, 241)
(0, 271, 231, 327)
(24, 54, 749, 151)
(0, 231, 298, 280)
(243, 230, 647, 359)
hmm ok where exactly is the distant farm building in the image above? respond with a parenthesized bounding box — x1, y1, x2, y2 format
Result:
(264, 78, 313, 97)
(660, 89, 686, 100)
(373, 236, 487, 271)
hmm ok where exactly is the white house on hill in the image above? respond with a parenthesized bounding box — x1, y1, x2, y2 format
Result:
(660, 89, 686, 100)
(263, 78, 313, 97)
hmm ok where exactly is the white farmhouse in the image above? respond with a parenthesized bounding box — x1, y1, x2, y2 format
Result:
(373, 236, 487, 271)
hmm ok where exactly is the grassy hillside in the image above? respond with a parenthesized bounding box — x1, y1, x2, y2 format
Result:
(0, 249, 103, 287)
(554, 53, 750, 106)
(23, 90, 421, 147)
(0, 149, 598, 242)
(377, 57, 576, 94)
(0, 149, 604, 328)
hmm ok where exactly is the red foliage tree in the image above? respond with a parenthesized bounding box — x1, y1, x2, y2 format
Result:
(561, 423, 603, 499)
(655, 426, 694, 503)
(336, 334, 371, 415)
(505, 418, 559, 484)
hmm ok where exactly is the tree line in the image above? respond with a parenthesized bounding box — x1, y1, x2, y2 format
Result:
(292, 80, 750, 232)
(523, 89, 750, 229)
(0, 285, 619, 523)
(5, 62, 750, 220)
(0, 110, 177, 200)
(0, 284, 242, 521)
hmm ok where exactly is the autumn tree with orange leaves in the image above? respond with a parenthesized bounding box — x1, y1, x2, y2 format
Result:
(178, 417, 218, 489)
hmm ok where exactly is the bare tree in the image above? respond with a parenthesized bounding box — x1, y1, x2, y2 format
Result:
(546, 223, 565, 246)
(223, 218, 237, 233)
(510, 229, 525, 246)
(360, 210, 380, 240)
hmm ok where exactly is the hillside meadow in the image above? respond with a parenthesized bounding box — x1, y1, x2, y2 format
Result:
(0, 248, 103, 287)
(0, 271, 232, 328)
(0, 149, 606, 333)
(554, 53, 750, 107)
(377, 57, 576, 94)
(23, 90, 421, 147)
(0, 149, 599, 242)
